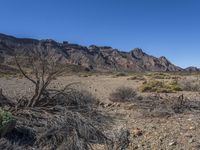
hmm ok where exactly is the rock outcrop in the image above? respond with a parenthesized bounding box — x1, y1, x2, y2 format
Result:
(0, 33, 184, 72)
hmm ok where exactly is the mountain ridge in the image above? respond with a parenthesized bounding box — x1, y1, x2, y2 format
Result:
(0, 33, 197, 72)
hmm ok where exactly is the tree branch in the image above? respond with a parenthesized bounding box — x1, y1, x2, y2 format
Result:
(15, 56, 37, 85)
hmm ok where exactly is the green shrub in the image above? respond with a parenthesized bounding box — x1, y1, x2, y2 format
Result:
(0, 109, 16, 137)
(139, 80, 182, 93)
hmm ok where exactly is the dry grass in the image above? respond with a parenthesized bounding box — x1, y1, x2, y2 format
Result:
(178, 77, 200, 92)
(127, 75, 145, 81)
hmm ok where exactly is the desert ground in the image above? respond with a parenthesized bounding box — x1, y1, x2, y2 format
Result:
(1, 72, 200, 150)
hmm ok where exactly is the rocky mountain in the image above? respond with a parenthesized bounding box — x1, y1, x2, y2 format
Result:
(0, 33, 184, 72)
(185, 66, 200, 72)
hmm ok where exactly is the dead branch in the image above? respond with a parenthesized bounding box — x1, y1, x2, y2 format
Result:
(15, 47, 64, 107)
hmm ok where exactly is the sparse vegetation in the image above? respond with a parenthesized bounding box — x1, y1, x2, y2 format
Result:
(110, 87, 137, 102)
(140, 80, 182, 93)
(137, 94, 197, 118)
(146, 72, 171, 79)
(114, 72, 128, 77)
(127, 75, 145, 81)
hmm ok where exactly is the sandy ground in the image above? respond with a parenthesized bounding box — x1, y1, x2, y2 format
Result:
(1, 74, 200, 149)
(0, 75, 139, 102)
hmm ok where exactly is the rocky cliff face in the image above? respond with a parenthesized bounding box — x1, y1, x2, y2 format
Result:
(0, 33, 183, 72)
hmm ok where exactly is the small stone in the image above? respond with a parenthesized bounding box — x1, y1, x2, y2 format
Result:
(130, 128, 142, 137)
(189, 126, 196, 130)
(151, 125, 156, 129)
(188, 138, 195, 143)
(159, 137, 163, 142)
(185, 133, 192, 138)
(99, 102, 105, 107)
(116, 103, 120, 107)
(134, 145, 139, 149)
(125, 104, 136, 110)
(106, 103, 112, 107)
(169, 141, 177, 146)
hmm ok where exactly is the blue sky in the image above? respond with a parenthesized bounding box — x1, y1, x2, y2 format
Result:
(0, 0, 200, 68)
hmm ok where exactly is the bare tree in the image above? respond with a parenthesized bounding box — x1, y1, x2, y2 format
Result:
(15, 45, 64, 107)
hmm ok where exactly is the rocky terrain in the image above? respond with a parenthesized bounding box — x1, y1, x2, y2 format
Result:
(1, 73, 200, 149)
(0, 33, 185, 72)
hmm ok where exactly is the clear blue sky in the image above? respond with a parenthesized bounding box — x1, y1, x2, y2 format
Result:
(0, 0, 200, 68)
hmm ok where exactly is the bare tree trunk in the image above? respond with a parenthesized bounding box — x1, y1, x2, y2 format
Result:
(28, 84, 40, 107)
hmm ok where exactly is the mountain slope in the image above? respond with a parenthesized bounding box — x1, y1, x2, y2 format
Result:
(0, 33, 183, 72)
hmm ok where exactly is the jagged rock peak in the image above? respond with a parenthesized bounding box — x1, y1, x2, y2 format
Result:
(132, 48, 143, 53)
(159, 56, 170, 64)
(159, 56, 168, 61)
(159, 56, 167, 60)
(130, 48, 145, 58)
(89, 45, 113, 50)
(89, 45, 99, 49)
(40, 39, 58, 45)
(63, 41, 69, 45)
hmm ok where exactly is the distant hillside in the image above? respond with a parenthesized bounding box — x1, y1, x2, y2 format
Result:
(0, 33, 187, 72)
(185, 66, 200, 72)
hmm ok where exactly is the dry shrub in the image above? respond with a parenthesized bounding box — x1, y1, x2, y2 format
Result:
(3, 109, 110, 149)
(48, 88, 105, 125)
(140, 80, 182, 93)
(0, 138, 22, 150)
(112, 129, 130, 150)
(114, 72, 127, 77)
(35, 111, 110, 150)
(110, 87, 137, 102)
(178, 78, 200, 91)
(38, 88, 98, 110)
(133, 94, 200, 118)
(0, 87, 113, 150)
